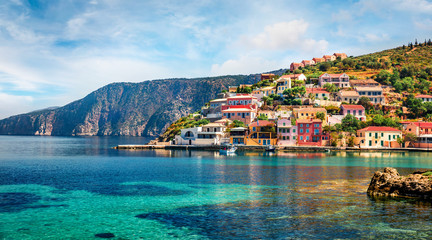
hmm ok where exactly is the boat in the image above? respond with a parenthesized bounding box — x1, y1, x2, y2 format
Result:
(265, 145, 276, 152)
(219, 144, 237, 154)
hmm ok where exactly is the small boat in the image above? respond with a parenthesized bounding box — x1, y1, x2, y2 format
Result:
(265, 145, 276, 152)
(219, 144, 237, 154)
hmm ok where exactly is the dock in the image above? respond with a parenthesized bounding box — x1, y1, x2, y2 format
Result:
(113, 145, 432, 152)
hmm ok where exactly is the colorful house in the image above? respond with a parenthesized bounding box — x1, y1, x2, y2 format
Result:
(306, 88, 330, 100)
(323, 55, 336, 62)
(296, 119, 328, 146)
(222, 105, 257, 125)
(290, 62, 304, 71)
(301, 60, 315, 66)
(175, 122, 227, 146)
(261, 73, 275, 81)
(281, 73, 307, 81)
(293, 107, 327, 121)
(277, 119, 297, 146)
(276, 77, 292, 96)
(312, 57, 325, 63)
(355, 86, 385, 105)
(349, 79, 380, 88)
(403, 122, 432, 136)
(229, 127, 248, 145)
(226, 95, 258, 106)
(319, 73, 350, 88)
(340, 105, 366, 121)
(260, 86, 277, 96)
(355, 127, 402, 148)
(338, 90, 360, 104)
(415, 94, 432, 102)
(333, 53, 347, 60)
(245, 120, 278, 146)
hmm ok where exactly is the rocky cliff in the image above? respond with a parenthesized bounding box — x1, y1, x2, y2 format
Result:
(367, 167, 432, 199)
(0, 74, 272, 136)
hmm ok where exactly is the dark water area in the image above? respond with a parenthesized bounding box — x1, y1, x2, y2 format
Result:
(1, 136, 432, 239)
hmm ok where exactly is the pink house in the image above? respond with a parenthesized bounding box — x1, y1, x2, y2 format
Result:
(226, 95, 258, 106)
(277, 119, 297, 146)
(297, 118, 329, 146)
(318, 73, 350, 88)
(222, 105, 257, 125)
(340, 105, 366, 121)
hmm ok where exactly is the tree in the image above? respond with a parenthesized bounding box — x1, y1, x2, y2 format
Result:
(325, 105, 340, 115)
(319, 62, 331, 71)
(316, 112, 325, 121)
(341, 114, 360, 133)
(323, 83, 339, 93)
(358, 97, 372, 112)
(257, 114, 268, 120)
(232, 120, 245, 128)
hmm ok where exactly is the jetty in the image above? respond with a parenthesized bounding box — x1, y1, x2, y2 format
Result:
(113, 144, 432, 152)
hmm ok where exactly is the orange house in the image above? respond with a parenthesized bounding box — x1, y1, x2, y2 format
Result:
(245, 120, 278, 146)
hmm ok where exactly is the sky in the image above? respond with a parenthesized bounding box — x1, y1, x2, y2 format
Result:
(0, 0, 431, 119)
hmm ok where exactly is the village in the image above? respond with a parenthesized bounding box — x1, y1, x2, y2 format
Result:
(170, 52, 432, 150)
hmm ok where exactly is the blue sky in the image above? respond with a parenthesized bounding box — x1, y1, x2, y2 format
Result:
(0, 0, 431, 118)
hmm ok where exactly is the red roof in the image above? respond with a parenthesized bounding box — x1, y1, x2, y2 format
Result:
(415, 94, 432, 98)
(408, 122, 432, 128)
(341, 104, 365, 110)
(358, 126, 401, 132)
(306, 88, 329, 94)
(249, 120, 274, 127)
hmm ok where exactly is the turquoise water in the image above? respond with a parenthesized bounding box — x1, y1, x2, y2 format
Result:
(1, 136, 432, 239)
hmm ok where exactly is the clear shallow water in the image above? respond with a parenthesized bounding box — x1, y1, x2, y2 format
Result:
(1, 136, 432, 239)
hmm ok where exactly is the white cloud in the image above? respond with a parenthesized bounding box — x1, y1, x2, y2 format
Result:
(359, 33, 390, 43)
(240, 20, 328, 54)
(211, 56, 281, 76)
(0, 92, 34, 119)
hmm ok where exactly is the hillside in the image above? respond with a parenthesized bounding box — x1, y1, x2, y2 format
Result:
(0, 75, 270, 136)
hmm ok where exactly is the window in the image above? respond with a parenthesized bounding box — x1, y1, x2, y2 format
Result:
(300, 129, 304, 133)
(306, 124, 309, 127)
(348, 110, 351, 114)
(300, 136, 303, 140)
(253, 127, 256, 132)
(369, 133, 372, 137)
(306, 129, 309, 133)
(369, 140, 372, 146)
(259, 140, 261, 143)
(237, 113, 241, 116)
(287, 136, 290, 140)
(293, 129, 296, 133)
(294, 136, 296, 140)
(300, 124, 303, 127)
(306, 136, 309, 140)
(314, 129, 319, 134)
(283, 122, 286, 126)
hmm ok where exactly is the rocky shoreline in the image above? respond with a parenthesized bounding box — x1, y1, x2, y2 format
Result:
(367, 167, 432, 200)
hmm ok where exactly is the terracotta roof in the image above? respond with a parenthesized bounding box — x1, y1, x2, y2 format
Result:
(415, 94, 432, 98)
(249, 120, 275, 127)
(408, 122, 432, 128)
(297, 118, 322, 124)
(295, 107, 327, 113)
(306, 88, 330, 94)
(280, 74, 305, 79)
(355, 86, 383, 92)
(341, 104, 365, 110)
(339, 91, 359, 97)
(350, 79, 378, 84)
(358, 126, 401, 132)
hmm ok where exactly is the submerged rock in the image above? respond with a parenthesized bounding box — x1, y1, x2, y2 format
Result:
(367, 167, 432, 199)
(95, 233, 115, 238)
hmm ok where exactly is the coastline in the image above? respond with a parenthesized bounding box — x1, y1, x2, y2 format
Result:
(113, 144, 432, 152)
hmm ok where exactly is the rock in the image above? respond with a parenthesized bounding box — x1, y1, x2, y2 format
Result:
(367, 167, 432, 199)
(95, 233, 115, 238)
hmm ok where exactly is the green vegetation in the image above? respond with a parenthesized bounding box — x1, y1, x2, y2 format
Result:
(422, 171, 432, 176)
(159, 113, 210, 141)
(257, 114, 268, 120)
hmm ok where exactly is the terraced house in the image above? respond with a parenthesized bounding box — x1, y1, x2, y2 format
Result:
(355, 86, 385, 104)
(245, 120, 277, 146)
(355, 127, 402, 148)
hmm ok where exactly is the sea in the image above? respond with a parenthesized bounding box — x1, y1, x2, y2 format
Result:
(1, 135, 432, 239)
